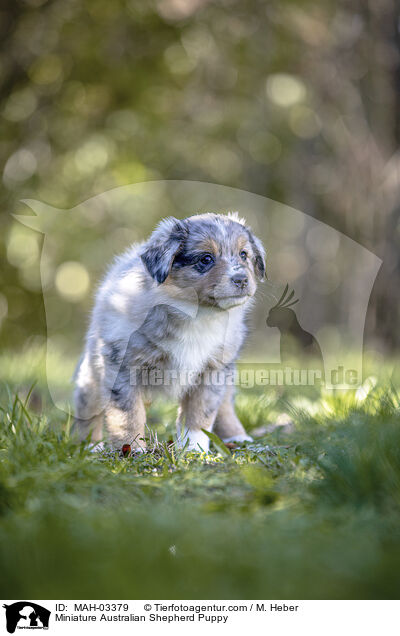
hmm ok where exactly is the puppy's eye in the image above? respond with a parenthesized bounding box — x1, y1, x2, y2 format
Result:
(240, 250, 248, 261)
(200, 254, 214, 265)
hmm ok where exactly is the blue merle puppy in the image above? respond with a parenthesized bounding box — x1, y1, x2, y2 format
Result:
(73, 212, 266, 452)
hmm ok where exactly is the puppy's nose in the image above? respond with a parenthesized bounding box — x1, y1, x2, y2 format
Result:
(231, 274, 248, 289)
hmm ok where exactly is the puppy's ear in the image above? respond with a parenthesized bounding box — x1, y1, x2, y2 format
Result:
(246, 228, 266, 280)
(141, 217, 187, 284)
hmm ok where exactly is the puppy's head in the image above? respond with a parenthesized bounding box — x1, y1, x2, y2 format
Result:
(141, 212, 266, 310)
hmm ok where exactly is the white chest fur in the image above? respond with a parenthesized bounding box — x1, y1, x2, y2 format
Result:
(163, 309, 236, 374)
(163, 310, 242, 373)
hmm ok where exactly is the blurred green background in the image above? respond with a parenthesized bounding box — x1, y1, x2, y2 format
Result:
(0, 0, 399, 358)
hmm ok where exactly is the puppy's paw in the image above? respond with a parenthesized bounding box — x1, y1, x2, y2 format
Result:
(222, 433, 253, 444)
(179, 428, 210, 453)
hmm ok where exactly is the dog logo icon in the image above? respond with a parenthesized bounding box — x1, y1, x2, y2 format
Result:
(2, 602, 51, 633)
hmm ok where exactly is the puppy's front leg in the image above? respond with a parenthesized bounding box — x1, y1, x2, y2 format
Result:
(213, 384, 253, 443)
(103, 363, 146, 451)
(178, 382, 226, 452)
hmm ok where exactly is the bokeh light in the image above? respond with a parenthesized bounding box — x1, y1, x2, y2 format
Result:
(266, 74, 307, 107)
(7, 228, 39, 268)
(55, 262, 90, 302)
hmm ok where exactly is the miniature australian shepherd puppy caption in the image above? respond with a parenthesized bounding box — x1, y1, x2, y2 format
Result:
(73, 212, 266, 453)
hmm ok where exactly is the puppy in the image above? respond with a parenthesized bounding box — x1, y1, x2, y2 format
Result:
(73, 212, 266, 452)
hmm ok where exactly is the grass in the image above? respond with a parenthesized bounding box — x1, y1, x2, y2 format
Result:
(1, 357, 400, 599)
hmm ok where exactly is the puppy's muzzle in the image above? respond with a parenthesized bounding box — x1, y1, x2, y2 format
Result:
(231, 273, 248, 290)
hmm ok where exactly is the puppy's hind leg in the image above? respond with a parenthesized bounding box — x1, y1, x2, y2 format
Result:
(103, 362, 146, 451)
(73, 353, 104, 445)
